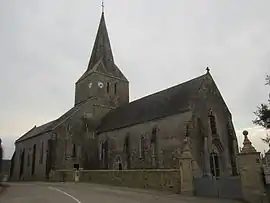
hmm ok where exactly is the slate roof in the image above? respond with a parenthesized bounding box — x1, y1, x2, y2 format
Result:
(15, 102, 83, 143)
(15, 121, 55, 143)
(78, 12, 127, 82)
(97, 73, 208, 133)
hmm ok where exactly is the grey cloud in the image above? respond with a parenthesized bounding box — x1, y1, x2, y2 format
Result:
(1, 0, 270, 158)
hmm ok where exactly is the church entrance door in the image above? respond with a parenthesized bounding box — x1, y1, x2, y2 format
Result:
(210, 152, 220, 177)
(194, 146, 242, 199)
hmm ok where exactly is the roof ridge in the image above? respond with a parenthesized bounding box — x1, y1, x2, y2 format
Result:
(15, 99, 92, 143)
(98, 73, 208, 132)
(195, 73, 210, 94)
(129, 73, 207, 105)
(15, 125, 36, 143)
(16, 120, 55, 143)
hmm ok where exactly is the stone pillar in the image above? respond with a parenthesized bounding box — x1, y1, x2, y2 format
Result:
(238, 130, 266, 203)
(49, 170, 56, 181)
(74, 169, 80, 182)
(179, 137, 194, 196)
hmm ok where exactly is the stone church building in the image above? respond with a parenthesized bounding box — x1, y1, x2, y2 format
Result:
(10, 11, 239, 181)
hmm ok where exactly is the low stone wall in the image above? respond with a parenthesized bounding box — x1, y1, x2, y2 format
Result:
(52, 169, 181, 193)
(51, 170, 74, 182)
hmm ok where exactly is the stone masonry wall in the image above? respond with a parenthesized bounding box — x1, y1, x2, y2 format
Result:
(191, 74, 238, 176)
(11, 131, 53, 181)
(98, 111, 194, 170)
(53, 98, 113, 171)
(52, 169, 181, 193)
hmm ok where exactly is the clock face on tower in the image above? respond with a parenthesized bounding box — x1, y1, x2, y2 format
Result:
(98, 82, 104, 88)
(88, 82, 92, 89)
(88, 82, 104, 89)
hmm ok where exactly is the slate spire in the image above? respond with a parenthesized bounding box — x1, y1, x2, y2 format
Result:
(85, 11, 127, 80)
(87, 11, 114, 71)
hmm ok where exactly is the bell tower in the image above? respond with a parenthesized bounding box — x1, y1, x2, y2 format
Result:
(75, 11, 129, 108)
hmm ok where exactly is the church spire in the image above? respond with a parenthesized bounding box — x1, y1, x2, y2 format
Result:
(87, 10, 114, 71)
(83, 9, 127, 81)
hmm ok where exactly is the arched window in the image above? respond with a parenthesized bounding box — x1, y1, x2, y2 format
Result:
(99, 142, 103, 161)
(209, 111, 217, 135)
(114, 83, 117, 94)
(39, 141, 44, 164)
(151, 127, 158, 167)
(103, 140, 109, 169)
(64, 139, 68, 157)
(185, 124, 189, 137)
(32, 144, 36, 175)
(72, 144, 76, 157)
(124, 134, 131, 169)
(19, 149, 25, 179)
(107, 82, 110, 93)
(139, 136, 145, 159)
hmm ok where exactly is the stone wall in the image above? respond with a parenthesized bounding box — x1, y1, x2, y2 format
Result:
(75, 69, 129, 107)
(192, 74, 238, 176)
(52, 169, 181, 193)
(11, 132, 53, 181)
(98, 111, 193, 170)
(237, 131, 268, 203)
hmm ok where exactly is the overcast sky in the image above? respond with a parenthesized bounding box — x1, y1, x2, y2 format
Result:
(1, 1, 269, 159)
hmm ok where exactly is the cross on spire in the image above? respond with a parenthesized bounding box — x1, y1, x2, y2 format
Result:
(102, 0, 104, 13)
(206, 67, 210, 73)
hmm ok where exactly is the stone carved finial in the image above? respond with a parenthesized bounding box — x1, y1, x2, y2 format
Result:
(181, 137, 192, 159)
(241, 130, 256, 153)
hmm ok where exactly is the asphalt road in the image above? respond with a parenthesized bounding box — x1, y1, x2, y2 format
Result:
(0, 182, 242, 203)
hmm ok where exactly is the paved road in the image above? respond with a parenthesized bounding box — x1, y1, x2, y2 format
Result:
(0, 182, 242, 203)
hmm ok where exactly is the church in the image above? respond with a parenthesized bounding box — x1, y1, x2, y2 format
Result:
(10, 10, 239, 181)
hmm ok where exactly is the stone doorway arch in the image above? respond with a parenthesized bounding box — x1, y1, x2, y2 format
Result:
(210, 138, 224, 177)
(114, 155, 123, 170)
(210, 151, 220, 177)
